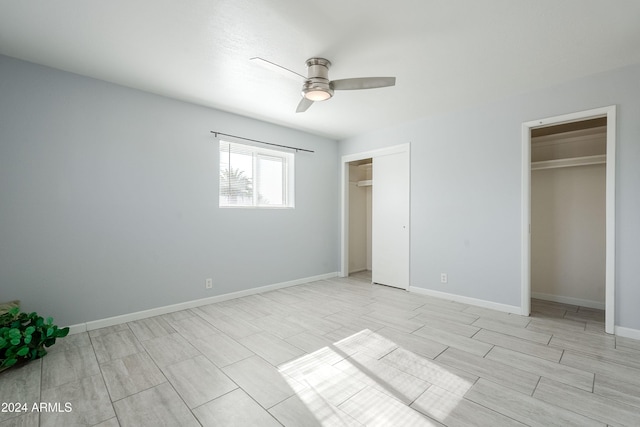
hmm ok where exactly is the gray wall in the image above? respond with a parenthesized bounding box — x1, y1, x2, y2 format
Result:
(339, 62, 640, 330)
(0, 55, 340, 326)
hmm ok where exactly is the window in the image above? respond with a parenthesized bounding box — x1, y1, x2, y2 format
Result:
(219, 140, 294, 208)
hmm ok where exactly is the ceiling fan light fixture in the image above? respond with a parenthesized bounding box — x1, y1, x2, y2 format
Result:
(304, 88, 332, 101)
(302, 77, 333, 101)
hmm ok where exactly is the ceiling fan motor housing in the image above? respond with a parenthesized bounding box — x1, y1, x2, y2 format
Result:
(302, 58, 334, 100)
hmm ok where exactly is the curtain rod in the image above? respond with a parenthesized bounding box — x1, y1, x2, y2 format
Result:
(210, 131, 315, 153)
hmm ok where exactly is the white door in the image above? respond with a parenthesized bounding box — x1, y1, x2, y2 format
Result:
(372, 150, 410, 289)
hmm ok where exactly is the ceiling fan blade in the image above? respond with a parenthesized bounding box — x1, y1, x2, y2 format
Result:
(250, 57, 305, 80)
(331, 77, 396, 90)
(296, 97, 314, 113)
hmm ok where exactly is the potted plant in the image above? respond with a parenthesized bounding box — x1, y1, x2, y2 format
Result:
(0, 306, 69, 372)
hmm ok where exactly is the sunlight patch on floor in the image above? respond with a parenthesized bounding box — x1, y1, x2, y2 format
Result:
(278, 329, 471, 426)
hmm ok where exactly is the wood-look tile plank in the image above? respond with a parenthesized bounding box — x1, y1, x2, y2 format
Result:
(40, 374, 115, 427)
(463, 306, 531, 327)
(269, 391, 363, 427)
(194, 312, 262, 339)
(560, 350, 640, 387)
(412, 384, 527, 426)
(280, 356, 366, 406)
(465, 378, 605, 427)
(564, 307, 605, 323)
(141, 333, 200, 368)
(361, 311, 424, 333)
(127, 316, 175, 341)
(42, 344, 100, 390)
(0, 412, 39, 427)
(47, 331, 92, 354)
(472, 317, 551, 344)
(0, 360, 41, 423)
(414, 316, 480, 337)
(472, 329, 563, 362)
(91, 330, 145, 364)
(533, 377, 640, 426)
(113, 382, 199, 427)
(167, 315, 220, 342)
(323, 311, 387, 333)
(412, 307, 480, 326)
(551, 335, 640, 370)
(190, 333, 254, 368)
(338, 387, 441, 427)
(376, 327, 448, 359)
(192, 388, 281, 427)
(413, 325, 493, 357)
(526, 316, 587, 334)
(92, 417, 120, 427)
(334, 352, 430, 405)
(594, 373, 640, 409)
(435, 347, 540, 395)
(284, 313, 342, 335)
(238, 331, 305, 366)
(332, 329, 398, 360)
(249, 314, 307, 339)
(285, 331, 336, 354)
(100, 352, 166, 401)
(617, 336, 640, 353)
(159, 309, 194, 322)
(486, 346, 594, 391)
(222, 355, 296, 409)
(381, 348, 477, 396)
(163, 355, 237, 408)
(88, 324, 130, 338)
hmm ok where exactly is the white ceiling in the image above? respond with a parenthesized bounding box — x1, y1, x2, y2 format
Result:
(1, 1, 639, 140)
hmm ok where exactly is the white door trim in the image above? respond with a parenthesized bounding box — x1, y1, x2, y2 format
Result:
(521, 105, 616, 334)
(340, 143, 411, 279)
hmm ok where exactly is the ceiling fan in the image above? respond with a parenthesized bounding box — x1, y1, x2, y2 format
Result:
(250, 57, 396, 113)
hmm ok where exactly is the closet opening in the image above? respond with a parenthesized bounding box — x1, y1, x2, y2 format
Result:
(531, 117, 606, 316)
(347, 158, 373, 281)
(521, 106, 616, 334)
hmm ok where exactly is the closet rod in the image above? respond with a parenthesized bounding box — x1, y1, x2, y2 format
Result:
(210, 131, 314, 153)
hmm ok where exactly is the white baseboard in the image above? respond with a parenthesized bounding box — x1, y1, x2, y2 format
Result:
(531, 292, 605, 310)
(66, 272, 338, 334)
(409, 286, 523, 315)
(615, 325, 640, 340)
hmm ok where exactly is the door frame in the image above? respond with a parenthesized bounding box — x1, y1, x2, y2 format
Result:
(521, 105, 616, 334)
(340, 143, 411, 281)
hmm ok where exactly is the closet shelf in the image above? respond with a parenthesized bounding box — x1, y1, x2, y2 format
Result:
(531, 154, 606, 171)
(357, 180, 372, 187)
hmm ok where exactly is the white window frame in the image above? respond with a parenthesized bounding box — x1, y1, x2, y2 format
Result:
(219, 139, 295, 208)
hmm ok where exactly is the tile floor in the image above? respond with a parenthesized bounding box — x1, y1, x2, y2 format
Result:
(1, 272, 640, 426)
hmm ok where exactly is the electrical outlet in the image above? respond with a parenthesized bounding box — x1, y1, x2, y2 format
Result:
(440, 273, 448, 284)
(205, 278, 213, 289)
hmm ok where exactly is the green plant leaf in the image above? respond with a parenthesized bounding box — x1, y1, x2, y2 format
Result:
(25, 326, 35, 335)
(57, 327, 70, 338)
(46, 327, 54, 337)
(35, 318, 43, 327)
(10, 338, 21, 346)
(8, 328, 21, 339)
(23, 335, 32, 344)
(1, 358, 17, 368)
(16, 346, 29, 357)
(46, 317, 53, 325)
(0, 337, 6, 348)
